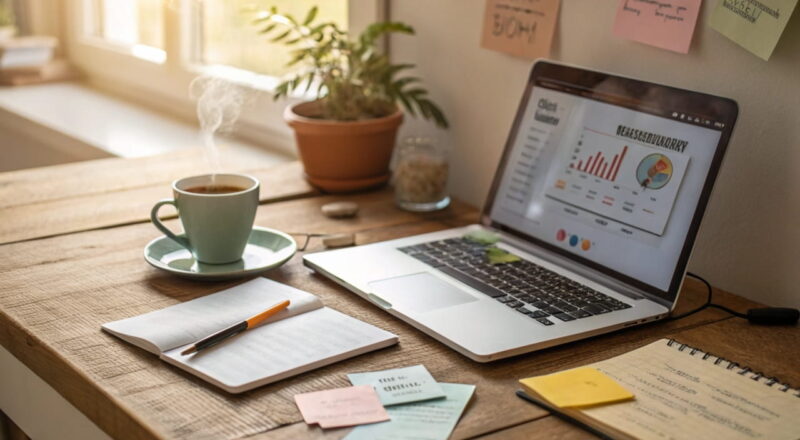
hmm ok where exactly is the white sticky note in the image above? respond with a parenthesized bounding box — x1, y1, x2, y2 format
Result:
(348, 365, 446, 406)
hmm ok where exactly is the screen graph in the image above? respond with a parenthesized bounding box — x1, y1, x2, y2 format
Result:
(545, 127, 690, 236)
(570, 145, 628, 182)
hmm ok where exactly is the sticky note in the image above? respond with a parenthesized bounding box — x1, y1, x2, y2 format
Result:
(481, 0, 561, 59)
(294, 385, 389, 429)
(709, 0, 798, 60)
(486, 246, 521, 265)
(612, 0, 703, 53)
(344, 383, 475, 440)
(519, 367, 634, 408)
(464, 229, 500, 245)
(348, 365, 446, 406)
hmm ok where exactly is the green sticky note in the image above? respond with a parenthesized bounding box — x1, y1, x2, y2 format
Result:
(486, 247, 521, 265)
(709, 0, 799, 60)
(344, 383, 475, 440)
(463, 230, 500, 245)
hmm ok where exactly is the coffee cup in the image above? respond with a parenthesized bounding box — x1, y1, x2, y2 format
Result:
(150, 174, 259, 264)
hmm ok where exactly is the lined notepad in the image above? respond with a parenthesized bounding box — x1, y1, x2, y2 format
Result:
(103, 278, 398, 393)
(521, 339, 800, 440)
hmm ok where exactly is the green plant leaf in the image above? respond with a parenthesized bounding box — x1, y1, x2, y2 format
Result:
(259, 23, 278, 34)
(254, 6, 447, 128)
(304, 71, 316, 94)
(392, 76, 420, 90)
(303, 6, 318, 25)
(271, 29, 292, 42)
(360, 22, 414, 48)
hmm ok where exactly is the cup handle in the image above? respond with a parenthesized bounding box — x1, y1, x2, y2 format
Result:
(150, 199, 191, 250)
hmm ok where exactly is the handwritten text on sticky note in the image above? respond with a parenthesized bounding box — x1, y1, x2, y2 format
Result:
(348, 365, 446, 406)
(481, 0, 561, 59)
(613, 0, 703, 53)
(519, 367, 634, 408)
(294, 385, 389, 429)
(709, 0, 798, 60)
(344, 383, 476, 440)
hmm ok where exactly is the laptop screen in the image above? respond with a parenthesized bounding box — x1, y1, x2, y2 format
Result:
(486, 62, 737, 301)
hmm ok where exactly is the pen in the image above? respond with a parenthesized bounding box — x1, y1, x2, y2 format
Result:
(515, 390, 615, 440)
(181, 300, 291, 356)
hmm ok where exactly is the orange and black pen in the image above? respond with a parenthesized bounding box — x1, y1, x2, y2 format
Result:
(181, 300, 291, 356)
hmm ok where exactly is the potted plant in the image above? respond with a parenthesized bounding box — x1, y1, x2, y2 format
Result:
(254, 6, 448, 192)
(0, 2, 16, 41)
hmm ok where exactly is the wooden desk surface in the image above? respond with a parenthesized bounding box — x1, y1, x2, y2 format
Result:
(0, 155, 797, 440)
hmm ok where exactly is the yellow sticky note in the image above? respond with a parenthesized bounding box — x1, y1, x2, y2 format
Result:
(519, 367, 634, 408)
(709, 0, 799, 60)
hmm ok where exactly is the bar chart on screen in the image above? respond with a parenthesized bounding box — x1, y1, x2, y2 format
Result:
(545, 127, 690, 236)
(570, 145, 628, 182)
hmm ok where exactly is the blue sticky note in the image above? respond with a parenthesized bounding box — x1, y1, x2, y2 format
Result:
(348, 365, 446, 406)
(344, 383, 476, 440)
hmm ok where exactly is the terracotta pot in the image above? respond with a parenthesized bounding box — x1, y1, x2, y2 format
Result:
(284, 101, 403, 193)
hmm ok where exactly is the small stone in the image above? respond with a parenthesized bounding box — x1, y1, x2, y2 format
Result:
(322, 233, 356, 248)
(321, 201, 359, 219)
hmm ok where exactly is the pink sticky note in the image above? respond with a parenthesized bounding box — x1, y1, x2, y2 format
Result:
(612, 0, 702, 53)
(294, 385, 389, 429)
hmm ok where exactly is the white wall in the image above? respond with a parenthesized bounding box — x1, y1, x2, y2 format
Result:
(390, 0, 800, 308)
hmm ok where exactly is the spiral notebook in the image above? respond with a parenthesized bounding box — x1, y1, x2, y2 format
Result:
(520, 339, 800, 440)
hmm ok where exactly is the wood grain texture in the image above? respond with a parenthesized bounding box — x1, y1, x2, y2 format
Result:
(0, 154, 316, 245)
(0, 147, 286, 209)
(0, 187, 770, 440)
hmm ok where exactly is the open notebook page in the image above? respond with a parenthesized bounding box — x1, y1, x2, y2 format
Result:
(161, 307, 398, 393)
(102, 278, 322, 354)
(584, 339, 800, 440)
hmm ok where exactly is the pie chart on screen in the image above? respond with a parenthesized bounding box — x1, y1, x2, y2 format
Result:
(636, 154, 673, 190)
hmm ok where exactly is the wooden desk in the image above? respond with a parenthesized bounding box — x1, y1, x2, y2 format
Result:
(0, 155, 797, 440)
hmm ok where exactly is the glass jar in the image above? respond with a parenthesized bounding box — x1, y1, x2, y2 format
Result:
(393, 137, 450, 212)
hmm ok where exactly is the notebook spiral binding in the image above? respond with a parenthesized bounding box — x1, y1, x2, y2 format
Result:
(666, 339, 800, 398)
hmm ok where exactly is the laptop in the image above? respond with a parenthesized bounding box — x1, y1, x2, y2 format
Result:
(304, 60, 738, 362)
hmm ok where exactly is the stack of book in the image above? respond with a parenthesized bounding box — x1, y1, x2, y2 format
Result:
(0, 36, 76, 86)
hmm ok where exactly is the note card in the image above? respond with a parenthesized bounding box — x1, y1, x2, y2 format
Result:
(612, 0, 703, 53)
(481, 0, 561, 59)
(344, 383, 476, 440)
(348, 365, 446, 406)
(294, 385, 389, 429)
(519, 367, 634, 408)
(709, 0, 798, 60)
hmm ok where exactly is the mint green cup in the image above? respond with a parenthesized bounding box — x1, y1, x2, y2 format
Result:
(150, 174, 259, 264)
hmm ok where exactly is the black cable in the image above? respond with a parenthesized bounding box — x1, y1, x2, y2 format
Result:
(668, 272, 713, 320)
(669, 272, 799, 325)
(708, 303, 747, 319)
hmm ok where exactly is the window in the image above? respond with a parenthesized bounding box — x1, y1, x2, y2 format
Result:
(88, 0, 166, 62)
(73, 0, 358, 80)
(199, 0, 348, 77)
(64, 0, 380, 152)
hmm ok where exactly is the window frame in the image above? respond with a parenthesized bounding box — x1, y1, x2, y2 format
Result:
(63, 0, 388, 154)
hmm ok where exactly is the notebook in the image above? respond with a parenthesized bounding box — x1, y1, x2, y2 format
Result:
(102, 278, 398, 393)
(520, 339, 800, 440)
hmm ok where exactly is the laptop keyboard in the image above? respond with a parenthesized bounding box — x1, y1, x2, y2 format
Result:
(398, 237, 631, 326)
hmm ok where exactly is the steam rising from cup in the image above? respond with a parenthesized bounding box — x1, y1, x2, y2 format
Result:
(189, 76, 248, 180)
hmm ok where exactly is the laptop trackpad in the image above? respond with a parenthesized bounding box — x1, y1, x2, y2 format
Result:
(368, 272, 478, 313)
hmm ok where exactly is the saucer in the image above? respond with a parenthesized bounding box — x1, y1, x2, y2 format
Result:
(144, 227, 297, 281)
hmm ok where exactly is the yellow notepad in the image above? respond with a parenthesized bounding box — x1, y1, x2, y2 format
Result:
(519, 339, 800, 440)
(520, 366, 634, 408)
